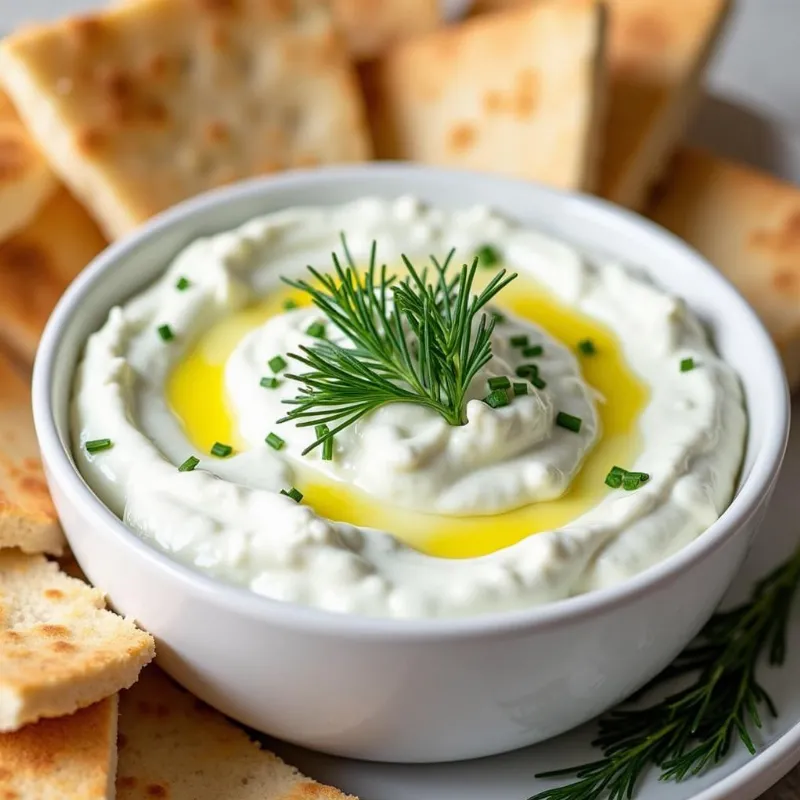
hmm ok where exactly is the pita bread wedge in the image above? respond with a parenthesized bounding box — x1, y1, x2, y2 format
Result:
(117, 667, 356, 799)
(0, 696, 118, 800)
(598, 0, 732, 209)
(361, 0, 607, 192)
(0, 187, 106, 364)
(0, 550, 154, 732)
(333, 0, 440, 59)
(467, 0, 731, 209)
(0, 91, 56, 244)
(0, 0, 372, 241)
(0, 351, 63, 555)
(648, 148, 800, 389)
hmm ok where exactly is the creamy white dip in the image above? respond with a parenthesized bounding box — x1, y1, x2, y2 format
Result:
(72, 197, 746, 618)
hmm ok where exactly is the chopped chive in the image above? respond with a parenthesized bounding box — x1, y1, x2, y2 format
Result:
(266, 432, 285, 451)
(306, 321, 326, 338)
(178, 455, 199, 472)
(680, 357, 696, 372)
(280, 487, 303, 503)
(176, 276, 191, 291)
(510, 335, 529, 348)
(210, 442, 233, 458)
(316, 424, 334, 461)
(556, 411, 582, 433)
(606, 466, 649, 491)
(268, 355, 287, 373)
(157, 324, 175, 342)
(488, 376, 511, 390)
(605, 465, 625, 488)
(531, 374, 547, 390)
(515, 363, 539, 379)
(492, 311, 506, 324)
(283, 299, 298, 311)
(513, 382, 528, 396)
(476, 244, 500, 267)
(484, 389, 510, 409)
(85, 438, 112, 454)
(578, 339, 596, 356)
(260, 376, 280, 389)
(522, 344, 544, 358)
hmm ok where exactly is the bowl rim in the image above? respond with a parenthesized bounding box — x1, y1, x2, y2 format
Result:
(32, 163, 792, 642)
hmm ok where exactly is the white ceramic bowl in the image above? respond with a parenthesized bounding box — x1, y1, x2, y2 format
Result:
(32, 166, 790, 763)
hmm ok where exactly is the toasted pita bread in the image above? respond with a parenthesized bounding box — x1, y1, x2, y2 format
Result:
(0, 0, 372, 241)
(0, 696, 117, 800)
(598, 0, 731, 209)
(0, 352, 63, 556)
(0, 187, 106, 363)
(467, 0, 731, 209)
(361, 0, 607, 191)
(0, 550, 154, 732)
(0, 91, 56, 244)
(117, 666, 356, 799)
(333, 0, 440, 59)
(648, 148, 800, 389)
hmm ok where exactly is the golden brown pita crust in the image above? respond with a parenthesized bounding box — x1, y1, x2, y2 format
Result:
(332, 0, 441, 59)
(467, 0, 731, 209)
(0, 696, 118, 800)
(0, 550, 155, 732)
(648, 148, 800, 389)
(361, 0, 607, 191)
(598, 0, 732, 209)
(0, 90, 56, 244)
(0, 187, 106, 364)
(0, 0, 372, 241)
(118, 667, 357, 799)
(0, 351, 63, 555)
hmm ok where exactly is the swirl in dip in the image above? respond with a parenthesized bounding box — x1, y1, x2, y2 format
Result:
(71, 197, 746, 618)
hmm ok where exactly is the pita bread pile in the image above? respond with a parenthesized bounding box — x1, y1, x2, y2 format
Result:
(0, 0, 798, 797)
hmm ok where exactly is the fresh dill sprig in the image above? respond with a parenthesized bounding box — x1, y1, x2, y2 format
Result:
(531, 544, 800, 800)
(278, 235, 517, 454)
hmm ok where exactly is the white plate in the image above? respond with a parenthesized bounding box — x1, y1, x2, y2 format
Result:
(263, 398, 800, 800)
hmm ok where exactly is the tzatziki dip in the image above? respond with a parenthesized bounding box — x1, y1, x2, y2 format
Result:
(72, 197, 746, 618)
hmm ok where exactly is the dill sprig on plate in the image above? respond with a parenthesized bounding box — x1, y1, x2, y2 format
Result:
(531, 543, 800, 800)
(278, 235, 516, 454)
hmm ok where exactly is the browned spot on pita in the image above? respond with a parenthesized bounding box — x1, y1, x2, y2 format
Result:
(52, 640, 77, 653)
(118, 775, 136, 788)
(204, 120, 229, 145)
(43, 589, 64, 600)
(76, 127, 108, 154)
(0, 134, 29, 182)
(447, 122, 476, 154)
(146, 783, 169, 797)
(38, 624, 70, 638)
(514, 68, 539, 119)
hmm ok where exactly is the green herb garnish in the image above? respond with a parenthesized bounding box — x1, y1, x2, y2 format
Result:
(157, 324, 175, 342)
(265, 433, 285, 451)
(178, 455, 199, 472)
(280, 487, 303, 503)
(476, 243, 500, 267)
(492, 310, 506, 324)
(556, 411, 581, 432)
(532, 544, 800, 800)
(516, 363, 546, 389)
(488, 376, 511, 391)
(522, 344, 544, 358)
(306, 321, 326, 339)
(268, 355, 287, 374)
(283, 299, 298, 311)
(260, 376, 280, 389)
(176, 276, 191, 291)
(605, 465, 649, 491)
(315, 424, 334, 461)
(484, 389, 510, 409)
(278, 236, 516, 454)
(85, 438, 112, 454)
(510, 334, 529, 348)
(578, 338, 596, 356)
(513, 382, 528, 396)
(681, 357, 696, 372)
(210, 442, 232, 458)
